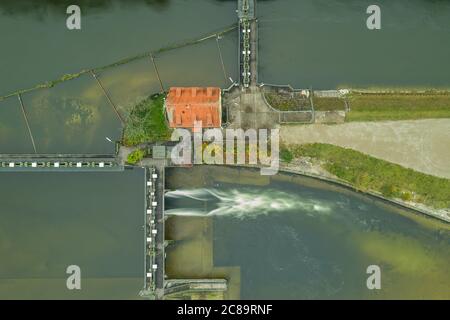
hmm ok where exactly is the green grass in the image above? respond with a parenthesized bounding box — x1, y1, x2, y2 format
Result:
(127, 149, 146, 165)
(283, 143, 450, 209)
(280, 148, 294, 163)
(312, 97, 347, 111)
(264, 92, 311, 111)
(346, 93, 450, 121)
(122, 93, 172, 146)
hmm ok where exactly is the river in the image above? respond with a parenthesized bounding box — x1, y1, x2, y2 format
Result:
(0, 168, 145, 299)
(165, 166, 450, 299)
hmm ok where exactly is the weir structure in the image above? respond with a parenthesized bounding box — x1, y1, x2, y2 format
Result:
(141, 163, 166, 299)
(238, 0, 257, 87)
(0, 0, 263, 300)
(225, 0, 315, 130)
(0, 154, 121, 171)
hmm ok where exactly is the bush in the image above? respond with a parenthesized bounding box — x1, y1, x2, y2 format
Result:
(400, 191, 413, 202)
(380, 184, 396, 198)
(123, 93, 172, 146)
(280, 148, 294, 163)
(127, 149, 146, 165)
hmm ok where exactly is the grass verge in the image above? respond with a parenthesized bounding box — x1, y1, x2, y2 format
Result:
(312, 97, 347, 111)
(282, 143, 450, 209)
(346, 92, 450, 121)
(122, 93, 172, 146)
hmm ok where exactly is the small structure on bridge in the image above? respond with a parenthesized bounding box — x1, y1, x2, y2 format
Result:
(165, 87, 222, 130)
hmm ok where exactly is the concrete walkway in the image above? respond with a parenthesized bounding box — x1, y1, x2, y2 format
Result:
(280, 119, 450, 179)
(225, 86, 278, 130)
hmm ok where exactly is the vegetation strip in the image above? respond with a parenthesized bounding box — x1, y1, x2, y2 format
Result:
(312, 96, 347, 111)
(346, 92, 450, 121)
(281, 143, 450, 210)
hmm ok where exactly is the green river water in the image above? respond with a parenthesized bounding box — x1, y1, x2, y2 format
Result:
(165, 166, 449, 300)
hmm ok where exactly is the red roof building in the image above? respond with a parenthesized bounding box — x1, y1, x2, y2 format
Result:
(165, 87, 222, 129)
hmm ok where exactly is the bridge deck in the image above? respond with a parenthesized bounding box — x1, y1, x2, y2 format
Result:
(238, 0, 257, 87)
(142, 160, 166, 299)
(238, 0, 255, 19)
(0, 154, 121, 171)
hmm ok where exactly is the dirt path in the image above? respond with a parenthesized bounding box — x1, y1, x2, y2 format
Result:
(280, 119, 450, 179)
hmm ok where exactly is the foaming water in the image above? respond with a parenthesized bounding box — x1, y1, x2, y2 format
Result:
(165, 188, 333, 219)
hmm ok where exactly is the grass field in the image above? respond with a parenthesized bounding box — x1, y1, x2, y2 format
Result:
(122, 93, 172, 146)
(312, 96, 347, 111)
(346, 93, 450, 121)
(281, 143, 450, 209)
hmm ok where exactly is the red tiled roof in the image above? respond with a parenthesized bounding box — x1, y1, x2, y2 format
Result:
(165, 87, 221, 129)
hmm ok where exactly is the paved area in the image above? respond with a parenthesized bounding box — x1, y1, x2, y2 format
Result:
(225, 86, 278, 130)
(280, 119, 450, 179)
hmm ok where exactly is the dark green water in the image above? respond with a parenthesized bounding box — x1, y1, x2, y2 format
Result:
(258, 0, 450, 88)
(0, 0, 237, 96)
(165, 166, 450, 299)
(0, 169, 145, 299)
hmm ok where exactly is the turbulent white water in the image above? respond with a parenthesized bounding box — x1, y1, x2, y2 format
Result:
(165, 188, 333, 219)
